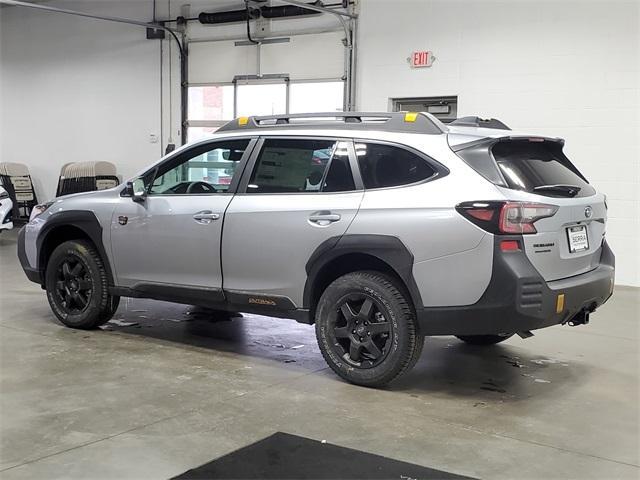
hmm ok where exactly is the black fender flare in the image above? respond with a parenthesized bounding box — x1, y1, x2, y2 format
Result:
(36, 210, 115, 286)
(303, 234, 423, 311)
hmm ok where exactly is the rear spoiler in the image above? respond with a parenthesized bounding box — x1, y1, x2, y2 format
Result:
(450, 116, 510, 130)
(449, 135, 565, 152)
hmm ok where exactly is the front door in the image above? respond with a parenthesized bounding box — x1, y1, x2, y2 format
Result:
(222, 137, 364, 308)
(110, 138, 255, 292)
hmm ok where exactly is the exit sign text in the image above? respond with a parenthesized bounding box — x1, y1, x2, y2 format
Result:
(410, 51, 434, 68)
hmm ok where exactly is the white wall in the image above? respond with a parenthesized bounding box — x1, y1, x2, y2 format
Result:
(356, 0, 640, 286)
(0, 0, 346, 201)
(0, 0, 162, 201)
(1, 0, 638, 286)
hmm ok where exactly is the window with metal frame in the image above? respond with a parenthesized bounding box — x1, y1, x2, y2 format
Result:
(187, 85, 235, 142)
(236, 82, 287, 118)
(149, 139, 251, 195)
(355, 142, 439, 189)
(247, 139, 355, 194)
(186, 80, 344, 141)
(289, 81, 344, 114)
(391, 96, 458, 124)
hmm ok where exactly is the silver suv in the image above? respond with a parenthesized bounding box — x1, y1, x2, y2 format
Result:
(18, 112, 615, 387)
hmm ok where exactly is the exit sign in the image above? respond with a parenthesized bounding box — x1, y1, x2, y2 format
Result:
(410, 50, 434, 68)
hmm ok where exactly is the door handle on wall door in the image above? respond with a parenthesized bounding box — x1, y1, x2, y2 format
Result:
(193, 211, 220, 224)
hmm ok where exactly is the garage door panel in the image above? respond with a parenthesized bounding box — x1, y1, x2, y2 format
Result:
(190, 41, 258, 84)
(261, 31, 344, 80)
(189, 32, 344, 84)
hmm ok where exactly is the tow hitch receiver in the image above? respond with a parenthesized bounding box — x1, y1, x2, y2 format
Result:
(566, 303, 597, 327)
(517, 330, 534, 339)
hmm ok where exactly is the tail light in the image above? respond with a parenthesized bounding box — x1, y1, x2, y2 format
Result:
(456, 201, 558, 234)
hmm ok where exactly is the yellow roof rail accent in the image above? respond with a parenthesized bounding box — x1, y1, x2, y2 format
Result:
(238, 116, 249, 126)
(404, 112, 418, 123)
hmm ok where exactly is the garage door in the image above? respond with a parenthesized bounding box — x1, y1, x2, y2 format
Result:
(186, 31, 346, 141)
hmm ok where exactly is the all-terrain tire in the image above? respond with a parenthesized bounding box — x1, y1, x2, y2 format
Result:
(45, 240, 119, 329)
(315, 271, 423, 387)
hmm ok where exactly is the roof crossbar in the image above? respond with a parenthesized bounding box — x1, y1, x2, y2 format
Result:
(216, 112, 445, 134)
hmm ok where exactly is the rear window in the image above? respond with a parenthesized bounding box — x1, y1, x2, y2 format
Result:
(248, 139, 355, 194)
(356, 143, 437, 189)
(458, 139, 595, 198)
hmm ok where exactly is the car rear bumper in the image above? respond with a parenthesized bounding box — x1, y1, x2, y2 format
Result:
(417, 238, 615, 336)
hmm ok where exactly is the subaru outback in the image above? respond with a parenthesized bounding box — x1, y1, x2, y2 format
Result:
(17, 112, 615, 387)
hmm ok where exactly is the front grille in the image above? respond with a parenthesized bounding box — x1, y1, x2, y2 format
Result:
(520, 281, 543, 309)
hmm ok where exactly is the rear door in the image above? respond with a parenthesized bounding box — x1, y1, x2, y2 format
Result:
(458, 137, 606, 281)
(221, 137, 363, 308)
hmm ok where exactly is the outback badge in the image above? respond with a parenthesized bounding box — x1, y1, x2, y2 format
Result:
(248, 297, 276, 306)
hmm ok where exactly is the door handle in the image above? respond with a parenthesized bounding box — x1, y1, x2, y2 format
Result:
(193, 211, 220, 224)
(309, 212, 341, 225)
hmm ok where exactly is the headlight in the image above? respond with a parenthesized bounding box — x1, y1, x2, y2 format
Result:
(29, 202, 53, 222)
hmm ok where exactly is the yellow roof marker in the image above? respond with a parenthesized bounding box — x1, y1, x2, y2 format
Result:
(404, 112, 418, 122)
(238, 116, 249, 126)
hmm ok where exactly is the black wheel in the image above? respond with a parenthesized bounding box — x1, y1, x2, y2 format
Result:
(315, 271, 423, 387)
(45, 240, 119, 329)
(456, 334, 514, 345)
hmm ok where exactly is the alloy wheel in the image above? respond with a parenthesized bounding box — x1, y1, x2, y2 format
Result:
(331, 294, 393, 368)
(54, 255, 93, 314)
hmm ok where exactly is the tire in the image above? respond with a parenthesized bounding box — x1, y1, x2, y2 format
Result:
(315, 271, 423, 388)
(99, 295, 121, 323)
(456, 334, 514, 345)
(45, 239, 119, 329)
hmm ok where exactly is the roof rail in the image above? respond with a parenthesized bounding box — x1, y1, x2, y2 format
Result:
(449, 116, 511, 130)
(216, 112, 445, 134)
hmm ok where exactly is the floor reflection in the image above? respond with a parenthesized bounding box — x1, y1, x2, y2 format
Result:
(100, 298, 585, 400)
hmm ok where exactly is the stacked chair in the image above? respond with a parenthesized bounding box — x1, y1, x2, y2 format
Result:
(56, 161, 120, 197)
(0, 162, 38, 222)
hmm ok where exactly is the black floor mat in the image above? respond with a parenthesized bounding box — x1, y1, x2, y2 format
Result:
(172, 432, 475, 479)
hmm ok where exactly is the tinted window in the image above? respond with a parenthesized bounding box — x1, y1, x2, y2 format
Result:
(356, 143, 437, 189)
(248, 139, 355, 193)
(491, 140, 594, 197)
(149, 140, 249, 195)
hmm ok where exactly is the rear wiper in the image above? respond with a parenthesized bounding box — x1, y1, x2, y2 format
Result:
(533, 184, 581, 197)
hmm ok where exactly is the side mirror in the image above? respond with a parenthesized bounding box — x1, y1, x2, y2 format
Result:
(127, 178, 147, 203)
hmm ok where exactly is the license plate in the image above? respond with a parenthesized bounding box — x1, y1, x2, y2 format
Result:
(567, 225, 589, 253)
